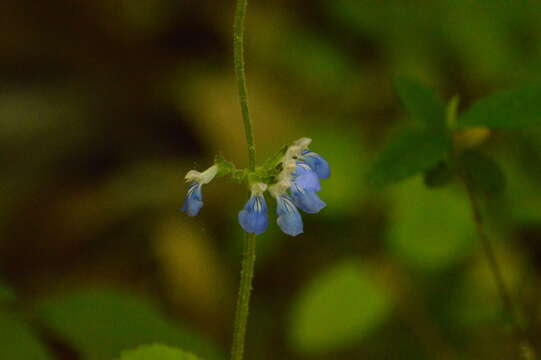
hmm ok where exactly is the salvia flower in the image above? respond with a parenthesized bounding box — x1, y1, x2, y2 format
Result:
(270, 182, 303, 236)
(238, 183, 269, 235)
(181, 164, 218, 216)
(181, 137, 330, 236)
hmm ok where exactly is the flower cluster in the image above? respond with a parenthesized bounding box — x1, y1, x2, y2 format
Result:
(181, 138, 330, 236)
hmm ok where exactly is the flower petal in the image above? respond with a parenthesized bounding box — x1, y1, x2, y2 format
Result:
(181, 182, 203, 216)
(276, 195, 303, 236)
(238, 194, 269, 235)
(302, 150, 330, 179)
(292, 162, 321, 192)
(290, 185, 326, 214)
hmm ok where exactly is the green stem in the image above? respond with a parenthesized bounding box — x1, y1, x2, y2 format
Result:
(462, 175, 536, 358)
(230, 233, 257, 360)
(233, 0, 256, 171)
(463, 177, 517, 322)
(231, 1, 257, 360)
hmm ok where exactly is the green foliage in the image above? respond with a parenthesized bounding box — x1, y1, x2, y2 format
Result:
(367, 127, 450, 186)
(460, 150, 506, 195)
(389, 179, 474, 271)
(35, 289, 222, 360)
(311, 128, 368, 214)
(368, 77, 452, 187)
(423, 161, 455, 188)
(119, 344, 202, 360)
(393, 77, 446, 129)
(288, 260, 392, 355)
(0, 309, 52, 360)
(458, 84, 541, 128)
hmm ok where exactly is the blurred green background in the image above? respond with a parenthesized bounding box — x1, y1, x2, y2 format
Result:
(1, 0, 541, 359)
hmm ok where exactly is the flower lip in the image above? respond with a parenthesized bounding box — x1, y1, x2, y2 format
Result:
(290, 183, 326, 214)
(275, 194, 303, 236)
(302, 150, 330, 179)
(238, 192, 269, 235)
(181, 182, 204, 216)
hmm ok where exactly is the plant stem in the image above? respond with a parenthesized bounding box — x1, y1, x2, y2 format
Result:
(233, 0, 256, 172)
(231, 0, 257, 359)
(462, 175, 536, 358)
(230, 233, 257, 360)
(462, 177, 517, 323)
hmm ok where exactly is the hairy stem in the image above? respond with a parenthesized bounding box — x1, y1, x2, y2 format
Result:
(230, 233, 257, 360)
(231, 0, 257, 359)
(233, 0, 256, 171)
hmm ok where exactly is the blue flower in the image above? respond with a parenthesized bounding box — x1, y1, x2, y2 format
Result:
(275, 194, 303, 236)
(181, 182, 203, 216)
(238, 191, 269, 235)
(302, 150, 330, 179)
(290, 183, 326, 214)
(181, 165, 218, 217)
(292, 162, 321, 192)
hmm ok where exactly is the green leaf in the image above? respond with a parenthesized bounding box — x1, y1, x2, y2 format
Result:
(0, 309, 52, 360)
(288, 260, 392, 355)
(367, 128, 450, 187)
(394, 77, 446, 128)
(458, 84, 541, 128)
(461, 150, 506, 195)
(35, 289, 223, 360)
(119, 344, 202, 360)
(423, 161, 455, 188)
(389, 179, 474, 271)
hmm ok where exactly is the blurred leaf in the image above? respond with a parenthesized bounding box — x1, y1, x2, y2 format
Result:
(311, 127, 368, 214)
(254, 17, 358, 95)
(446, 95, 460, 127)
(0, 309, 52, 360)
(423, 161, 454, 188)
(461, 151, 506, 195)
(367, 128, 450, 187)
(447, 246, 525, 328)
(458, 84, 541, 128)
(389, 179, 474, 271)
(119, 344, 201, 360)
(499, 154, 541, 224)
(394, 77, 446, 128)
(154, 218, 228, 321)
(36, 289, 223, 360)
(442, 3, 516, 82)
(288, 260, 392, 355)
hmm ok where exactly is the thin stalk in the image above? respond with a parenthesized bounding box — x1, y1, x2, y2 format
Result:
(233, 0, 256, 171)
(230, 233, 257, 360)
(231, 0, 257, 359)
(462, 177, 517, 323)
(462, 175, 536, 358)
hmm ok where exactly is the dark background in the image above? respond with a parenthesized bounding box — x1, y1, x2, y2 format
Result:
(1, 0, 541, 359)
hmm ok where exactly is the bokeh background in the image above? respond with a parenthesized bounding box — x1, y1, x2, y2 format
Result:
(2, 0, 541, 359)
